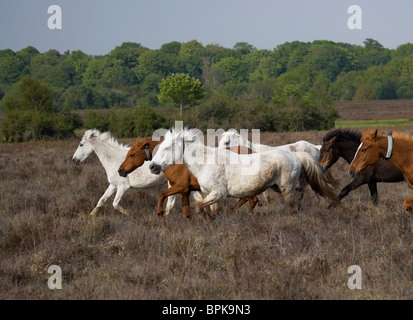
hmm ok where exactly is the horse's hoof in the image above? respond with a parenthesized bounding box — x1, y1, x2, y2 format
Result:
(157, 211, 165, 218)
(90, 208, 99, 216)
(188, 216, 198, 223)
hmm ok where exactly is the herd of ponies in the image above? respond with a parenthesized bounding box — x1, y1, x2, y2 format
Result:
(71, 127, 413, 221)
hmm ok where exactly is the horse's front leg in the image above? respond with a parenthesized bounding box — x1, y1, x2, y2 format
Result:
(90, 184, 116, 216)
(367, 182, 379, 205)
(179, 192, 197, 222)
(157, 185, 183, 218)
(338, 178, 365, 199)
(403, 194, 413, 212)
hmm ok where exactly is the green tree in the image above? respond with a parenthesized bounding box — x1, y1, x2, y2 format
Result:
(271, 85, 337, 131)
(158, 73, 206, 117)
(1, 76, 81, 142)
(0, 49, 26, 85)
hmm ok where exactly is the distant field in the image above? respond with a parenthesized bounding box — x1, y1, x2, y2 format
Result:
(335, 119, 413, 129)
(335, 99, 413, 121)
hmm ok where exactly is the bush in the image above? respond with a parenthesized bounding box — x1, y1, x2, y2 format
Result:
(271, 85, 338, 131)
(84, 106, 166, 138)
(1, 77, 82, 142)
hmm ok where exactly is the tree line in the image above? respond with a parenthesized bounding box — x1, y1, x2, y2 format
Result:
(1, 38, 412, 142)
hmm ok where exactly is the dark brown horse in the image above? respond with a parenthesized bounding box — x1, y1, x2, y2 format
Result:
(118, 137, 258, 221)
(319, 129, 404, 204)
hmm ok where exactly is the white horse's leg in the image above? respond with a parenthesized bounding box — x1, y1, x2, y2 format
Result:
(196, 191, 223, 214)
(164, 194, 176, 216)
(112, 186, 130, 215)
(260, 190, 270, 204)
(278, 182, 300, 212)
(90, 184, 116, 216)
(191, 191, 204, 213)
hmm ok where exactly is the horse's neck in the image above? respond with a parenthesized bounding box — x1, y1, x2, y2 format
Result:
(92, 139, 124, 171)
(387, 137, 413, 175)
(339, 140, 361, 164)
(149, 140, 162, 156)
(183, 141, 212, 173)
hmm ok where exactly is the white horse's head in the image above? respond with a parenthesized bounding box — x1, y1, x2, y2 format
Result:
(72, 129, 101, 165)
(149, 128, 202, 174)
(218, 129, 243, 149)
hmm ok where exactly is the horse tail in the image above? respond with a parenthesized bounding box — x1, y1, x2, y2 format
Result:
(164, 194, 176, 215)
(191, 191, 204, 203)
(294, 152, 340, 207)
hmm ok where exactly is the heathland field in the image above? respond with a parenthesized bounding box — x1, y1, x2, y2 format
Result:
(1, 122, 413, 299)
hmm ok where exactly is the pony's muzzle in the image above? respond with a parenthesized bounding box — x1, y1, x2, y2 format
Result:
(349, 169, 359, 178)
(72, 157, 81, 165)
(118, 168, 129, 177)
(149, 163, 161, 174)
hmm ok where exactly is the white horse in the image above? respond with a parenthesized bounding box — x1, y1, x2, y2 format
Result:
(218, 129, 322, 202)
(72, 129, 175, 216)
(149, 128, 339, 212)
(218, 129, 321, 158)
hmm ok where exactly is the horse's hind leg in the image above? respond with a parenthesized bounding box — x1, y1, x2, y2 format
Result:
(230, 196, 258, 212)
(90, 184, 116, 216)
(112, 186, 130, 215)
(196, 191, 223, 216)
(230, 198, 248, 212)
(275, 185, 297, 212)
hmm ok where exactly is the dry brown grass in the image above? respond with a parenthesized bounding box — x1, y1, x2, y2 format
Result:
(1, 129, 413, 300)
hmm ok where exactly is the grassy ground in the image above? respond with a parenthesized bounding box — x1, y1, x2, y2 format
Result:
(1, 129, 413, 299)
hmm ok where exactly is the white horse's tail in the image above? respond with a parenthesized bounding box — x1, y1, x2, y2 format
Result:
(164, 194, 176, 215)
(191, 191, 204, 203)
(164, 181, 175, 215)
(294, 152, 340, 207)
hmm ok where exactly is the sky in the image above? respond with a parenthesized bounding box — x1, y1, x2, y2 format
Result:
(1, 0, 412, 55)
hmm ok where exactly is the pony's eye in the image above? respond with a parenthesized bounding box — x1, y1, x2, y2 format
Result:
(129, 153, 135, 157)
(361, 148, 367, 152)
(225, 141, 229, 145)
(79, 143, 84, 147)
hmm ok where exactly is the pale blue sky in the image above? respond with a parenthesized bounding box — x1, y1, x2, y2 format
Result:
(1, 0, 412, 55)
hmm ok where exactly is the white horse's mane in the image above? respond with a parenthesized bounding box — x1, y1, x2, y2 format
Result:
(85, 129, 130, 150)
(165, 127, 203, 142)
(220, 129, 238, 139)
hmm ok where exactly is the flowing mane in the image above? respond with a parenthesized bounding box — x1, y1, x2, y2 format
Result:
(87, 129, 130, 150)
(165, 127, 203, 142)
(323, 129, 361, 143)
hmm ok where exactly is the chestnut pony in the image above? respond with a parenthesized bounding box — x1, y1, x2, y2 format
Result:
(118, 137, 258, 222)
(319, 129, 403, 204)
(349, 129, 413, 212)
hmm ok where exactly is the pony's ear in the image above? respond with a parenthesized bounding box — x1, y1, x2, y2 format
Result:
(141, 142, 150, 149)
(371, 129, 378, 140)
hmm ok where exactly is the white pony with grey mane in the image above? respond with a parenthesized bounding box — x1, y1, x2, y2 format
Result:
(149, 128, 339, 212)
(72, 129, 174, 216)
(218, 129, 321, 159)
